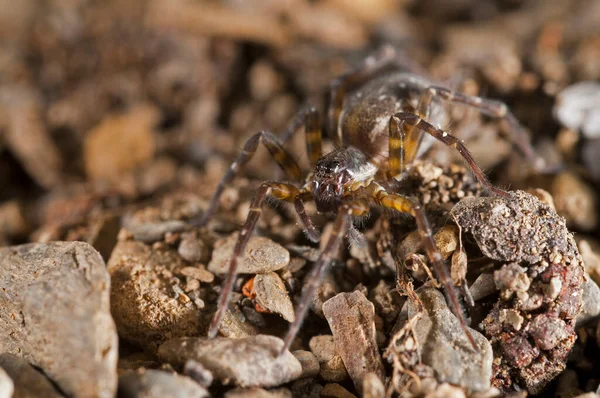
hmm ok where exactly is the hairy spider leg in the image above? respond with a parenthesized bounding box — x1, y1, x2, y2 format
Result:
(208, 181, 300, 338)
(190, 131, 302, 227)
(294, 190, 320, 242)
(327, 45, 425, 145)
(368, 181, 478, 350)
(280, 199, 370, 354)
(424, 86, 544, 170)
(390, 112, 510, 198)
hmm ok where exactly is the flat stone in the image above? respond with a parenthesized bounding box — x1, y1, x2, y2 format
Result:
(208, 232, 290, 275)
(0, 242, 118, 398)
(126, 220, 188, 243)
(118, 369, 209, 398)
(107, 240, 204, 351)
(402, 288, 493, 393)
(322, 291, 385, 391)
(576, 277, 600, 327)
(0, 354, 63, 397)
(158, 335, 302, 387)
(254, 272, 295, 322)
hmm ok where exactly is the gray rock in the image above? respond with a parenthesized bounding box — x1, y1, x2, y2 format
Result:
(118, 369, 209, 398)
(0, 242, 118, 398)
(208, 233, 290, 274)
(158, 335, 302, 387)
(224, 387, 293, 398)
(469, 273, 496, 302)
(0, 354, 63, 397)
(107, 240, 204, 351)
(577, 277, 600, 327)
(254, 272, 295, 322)
(178, 232, 208, 263)
(402, 288, 493, 393)
(126, 220, 188, 243)
(322, 291, 385, 391)
(0, 368, 13, 398)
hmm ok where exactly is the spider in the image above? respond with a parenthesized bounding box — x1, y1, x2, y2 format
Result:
(193, 45, 542, 353)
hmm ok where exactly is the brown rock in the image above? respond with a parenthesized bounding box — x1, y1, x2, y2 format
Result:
(0, 354, 62, 398)
(0, 242, 118, 398)
(254, 272, 295, 322)
(118, 369, 209, 398)
(322, 291, 385, 391)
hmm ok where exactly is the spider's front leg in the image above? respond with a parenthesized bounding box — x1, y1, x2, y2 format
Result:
(368, 181, 478, 350)
(280, 199, 370, 354)
(208, 181, 300, 338)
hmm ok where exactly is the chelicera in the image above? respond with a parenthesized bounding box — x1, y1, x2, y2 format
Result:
(193, 45, 542, 353)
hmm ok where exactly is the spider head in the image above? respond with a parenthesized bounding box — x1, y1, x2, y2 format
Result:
(312, 150, 352, 213)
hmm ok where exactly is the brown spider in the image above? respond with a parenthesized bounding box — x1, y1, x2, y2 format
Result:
(193, 45, 542, 353)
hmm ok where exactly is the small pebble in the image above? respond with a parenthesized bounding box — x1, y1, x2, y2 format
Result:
(183, 359, 213, 388)
(254, 272, 295, 322)
(0, 354, 62, 397)
(158, 335, 302, 387)
(292, 351, 320, 379)
(118, 369, 209, 398)
(208, 232, 290, 275)
(321, 383, 357, 398)
(0, 368, 13, 398)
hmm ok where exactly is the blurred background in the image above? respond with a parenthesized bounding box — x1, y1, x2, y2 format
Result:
(0, 0, 598, 259)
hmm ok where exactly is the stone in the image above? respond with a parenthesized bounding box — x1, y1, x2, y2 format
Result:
(362, 372, 385, 398)
(321, 383, 357, 398)
(0, 354, 63, 397)
(576, 277, 600, 327)
(118, 369, 209, 398)
(308, 335, 348, 382)
(254, 272, 295, 322)
(322, 291, 385, 391)
(0, 368, 13, 398)
(0, 242, 118, 398)
(402, 288, 493, 393)
(107, 240, 204, 351)
(126, 220, 188, 243)
(224, 387, 293, 398)
(292, 351, 320, 379)
(208, 232, 290, 275)
(158, 335, 302, 387)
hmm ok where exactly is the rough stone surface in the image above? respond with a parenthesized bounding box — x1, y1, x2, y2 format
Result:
(453, 191, 585, 394)
(308, 335, 348, 382)
(118, 369, 209, 398)
(254, 272, 295, 322)
(322, 291, 385, 391)
(158, 335, 302, 387)
(208, 232, 290, 274)
(403, 288, 493, 393)
(576, 276, 600, 327)
(0, 242, 118, 398)
(224, 387, 293, 398)
(108, 240, 204, 350)
(0, 354, 63, 397)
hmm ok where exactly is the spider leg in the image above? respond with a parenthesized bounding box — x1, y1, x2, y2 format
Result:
(369, 181, 478, 350)
(327, 45, 425, 144)
(294, 191, 320, 243)
(208, 181, 299, 338)
(391, 112, 509, 197)
(280, 105, 323, 168)
(280, 199, 370, 354)
(190, 131, 302, 227)
(425, 86, 545, 170)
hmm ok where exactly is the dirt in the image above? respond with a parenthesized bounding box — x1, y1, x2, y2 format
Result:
(1, 0, 600, 397)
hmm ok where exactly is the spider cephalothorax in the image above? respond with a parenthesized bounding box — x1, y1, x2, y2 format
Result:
(192, 45, 543, 354)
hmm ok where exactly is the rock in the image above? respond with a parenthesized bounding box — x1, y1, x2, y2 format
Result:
(254, 272, 295, 322)
(84, 104, 158, 181)
(550, 171, 598, 232)
(183, 359, 213, 388)
(0, 354, 63, 397)
(225, 387, 293, 398)
(469, 273, 496, 302)
(424, 383, 467, 398)
(126, 220, 188, 243)
(401, 288, 493, 393)
(0, 368, 13, 398)
(362, 372, 385, 398)
(0, 242, 118, 398)
(292, 351, 320, 379)
(290, 378, 323, 398)
(322, 291, 385, 391)
(208, 232, 290, 275)
(158, 335, 302, 387)
(107, 240, 205, 350)
(554, 81, 600, 139)
(218, 303, 259, 338)
(118, 369, 209, 398)
(178, 232, 208, 263)
(321, 383, 357, 398)
(576, 277, 600, 327)
(308, 335, 348, 382)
